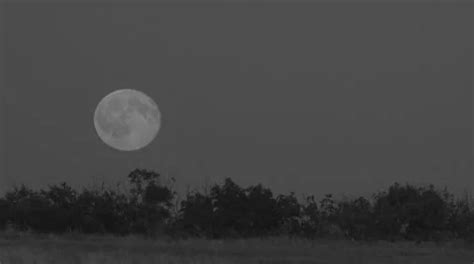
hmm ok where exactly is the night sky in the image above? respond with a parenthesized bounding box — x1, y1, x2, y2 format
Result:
(1, 2, 472, 197)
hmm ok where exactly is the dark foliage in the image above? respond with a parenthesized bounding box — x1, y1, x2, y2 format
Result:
(177, 191, 214, 237)
(0, 169, 174, 236)
(0, 170, 472, 243)
(336, 197, 373, 240)
(275, 192, 301, 236)
(372, 183, 452, 242)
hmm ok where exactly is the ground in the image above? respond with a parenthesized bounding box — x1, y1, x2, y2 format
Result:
(0, 234, 472, 264)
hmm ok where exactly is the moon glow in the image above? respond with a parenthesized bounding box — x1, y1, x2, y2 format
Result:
(94, 89, 161, 151)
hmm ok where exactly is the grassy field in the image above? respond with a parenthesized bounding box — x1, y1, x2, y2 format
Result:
(0, 234, 472, 264)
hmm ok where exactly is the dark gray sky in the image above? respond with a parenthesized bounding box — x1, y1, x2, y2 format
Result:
(2, 3, 472, 197)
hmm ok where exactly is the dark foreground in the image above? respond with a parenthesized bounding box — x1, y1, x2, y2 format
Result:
(0, 234, 472, 264)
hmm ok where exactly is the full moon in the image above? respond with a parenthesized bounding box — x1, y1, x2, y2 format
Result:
(94, 89, 161, 151)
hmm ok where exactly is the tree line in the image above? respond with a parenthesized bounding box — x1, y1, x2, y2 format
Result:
(0, 168, 473, 243)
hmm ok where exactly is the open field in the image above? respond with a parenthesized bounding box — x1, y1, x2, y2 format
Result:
(0, 235, 472, 264)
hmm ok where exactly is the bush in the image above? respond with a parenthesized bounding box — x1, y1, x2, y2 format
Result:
(0, 172, 472, 243)
(371, 183, 452, 242)
(0, 169, 175, 236)
(336, 197, 373, 240)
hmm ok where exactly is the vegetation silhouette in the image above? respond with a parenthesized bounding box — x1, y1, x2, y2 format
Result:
(0, 169, 473, 243)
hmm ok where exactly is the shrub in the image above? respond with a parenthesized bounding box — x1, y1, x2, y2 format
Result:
(0, 172, 472, 243)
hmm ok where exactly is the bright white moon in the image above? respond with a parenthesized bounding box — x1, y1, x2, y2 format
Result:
(94, 89, 161, 151)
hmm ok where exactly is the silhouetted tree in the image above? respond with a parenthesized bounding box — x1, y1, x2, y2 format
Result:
(0, 197, 8, 229)
(0, 171, 472, 243)
(244, 184, 280, 236)
(447, 194, 474, 241)
(336, 197, 373, 240)
(275, 192, 301, 236)
(40, 182, 77, 232)
(209, 178, 248, 237)
(127, 169, 175, 236)
(178, 191, 214, 237)
(372, 183, 452, 242)
(300, 195, 320, 238)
